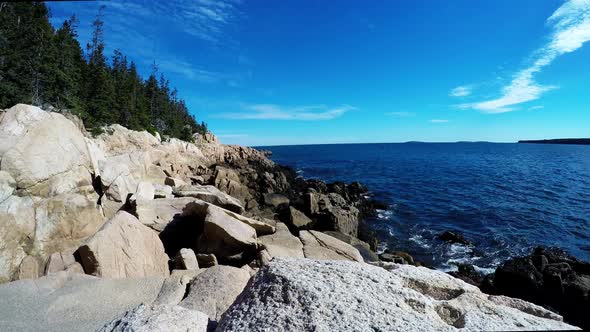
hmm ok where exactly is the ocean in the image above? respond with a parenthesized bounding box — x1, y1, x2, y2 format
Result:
(261, 142, 590, 272)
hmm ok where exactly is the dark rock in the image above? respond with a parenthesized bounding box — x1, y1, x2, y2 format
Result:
(493, 256, 544, 302)
(482, 246, 590, 330)
(438, 231, 472, 246)
(379, 251, 415, 265)
(531, 254, 549, 272)
(448, 264, 484, 287)
(263, 193, 289, 208)
(196, 253, 217, 268)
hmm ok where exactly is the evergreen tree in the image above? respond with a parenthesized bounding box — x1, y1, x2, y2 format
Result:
(84, 5, 115, 128)
(52, 15, 85, 112)
(0, 3, 207, 141)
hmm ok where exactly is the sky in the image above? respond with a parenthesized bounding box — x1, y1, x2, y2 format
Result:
(47, 0, 590, 146)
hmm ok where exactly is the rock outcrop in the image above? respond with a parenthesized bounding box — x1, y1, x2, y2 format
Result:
(217, 258, 578, 331)
(2, 104, 579, 331)
(482, 247, 590, 330)
(258, 222, 304, 259)
(76, 211, 169, 278)
(174, 185, 244, 214)
(300, 230, 364, 262)
(0, 271, 165, 331)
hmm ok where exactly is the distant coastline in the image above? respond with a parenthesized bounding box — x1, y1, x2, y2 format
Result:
(518, 138, 590, 145)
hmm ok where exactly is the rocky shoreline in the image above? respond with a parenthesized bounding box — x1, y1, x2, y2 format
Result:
(0, 104, 582, 331)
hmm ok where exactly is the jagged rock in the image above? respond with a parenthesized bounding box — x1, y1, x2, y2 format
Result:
(213, 166, 251, 205)
(76, 211, 169, 278)
(134, 197, 195, 232)
(258, 222, 304, 259)
(217, 258, 579, 331)
(304, 192, 360, 237)
(0, 105, 93, 193)
(194, 132, 219, 145)
(196, 202, 258, 260)
(174, 248, 199, 270)
(0, 171, 15, 202)
(299, 230, 363, 262)
(380, 250, 416, 265)
(438, 231, 472, 246)
(448, 264, 485, 287)
(174, 184, 244, 214)
(153, 270, 202, 306)
(99, 151, 152, 202)
(179, 265, 251, 322)
(17, 256, 39, 280)
(98, 304, 209, 332)
(196, 253, 218, 268)
(282, 206, 312, 229)
(324, 231, 379, 262)
(134, 181, 155, 201)
(94, 124, 160, 156)
(188, 200, 274, 235)
(483, 247, 590, 330)
(263, 193, 289, 208)
(0, 271, 165, 331)
(153, 184, 173, 198)
(165, 176, 187, 187)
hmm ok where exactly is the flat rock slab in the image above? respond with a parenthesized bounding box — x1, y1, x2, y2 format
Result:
(135, 197, 195, 232)
(258, 222, 304, 259)
(0, 271, 165, 332)
(217, 258, 579, 331)
(174, 185, 244, 214)
(299, 230, 363, 262)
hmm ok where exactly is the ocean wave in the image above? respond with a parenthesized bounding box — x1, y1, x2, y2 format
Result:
(409, 234, 431, 249)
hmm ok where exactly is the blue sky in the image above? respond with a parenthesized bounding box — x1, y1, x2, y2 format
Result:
(47, 0, 590, 146)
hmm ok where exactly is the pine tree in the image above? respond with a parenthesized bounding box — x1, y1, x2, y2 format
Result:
(1, 3, 207, 140)
(52, 15, 85, 113)
(84, 5, 115, 128)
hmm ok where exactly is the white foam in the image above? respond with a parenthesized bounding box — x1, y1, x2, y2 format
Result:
(409, 234, 431, 249)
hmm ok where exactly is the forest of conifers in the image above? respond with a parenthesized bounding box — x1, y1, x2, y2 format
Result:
(0, 2, 206, 140)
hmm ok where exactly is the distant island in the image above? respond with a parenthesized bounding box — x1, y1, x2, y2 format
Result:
(519, 138, 590, 145)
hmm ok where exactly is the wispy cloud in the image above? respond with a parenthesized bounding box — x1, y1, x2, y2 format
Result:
(386, 111, 416, 117)
(157, 59, 239, 84)
(430, 119, 449, 123)
(218, 104, 355, 120)
(459, 0, 590, 113)
(48, 0, 242, 81)
(528, 105, 545, 111)
(449, 85, 472, 97)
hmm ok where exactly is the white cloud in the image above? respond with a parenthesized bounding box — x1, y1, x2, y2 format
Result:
(449, 85, 472, 97)
(430, 119, 449, 123)
(218, 104, 355, 120)
(386, 111, 416, 117)
(529, 105, 545, 111)
(460, 0, 590, 113)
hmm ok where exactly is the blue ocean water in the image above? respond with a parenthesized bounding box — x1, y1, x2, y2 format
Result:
(262, 143, 590, 271)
